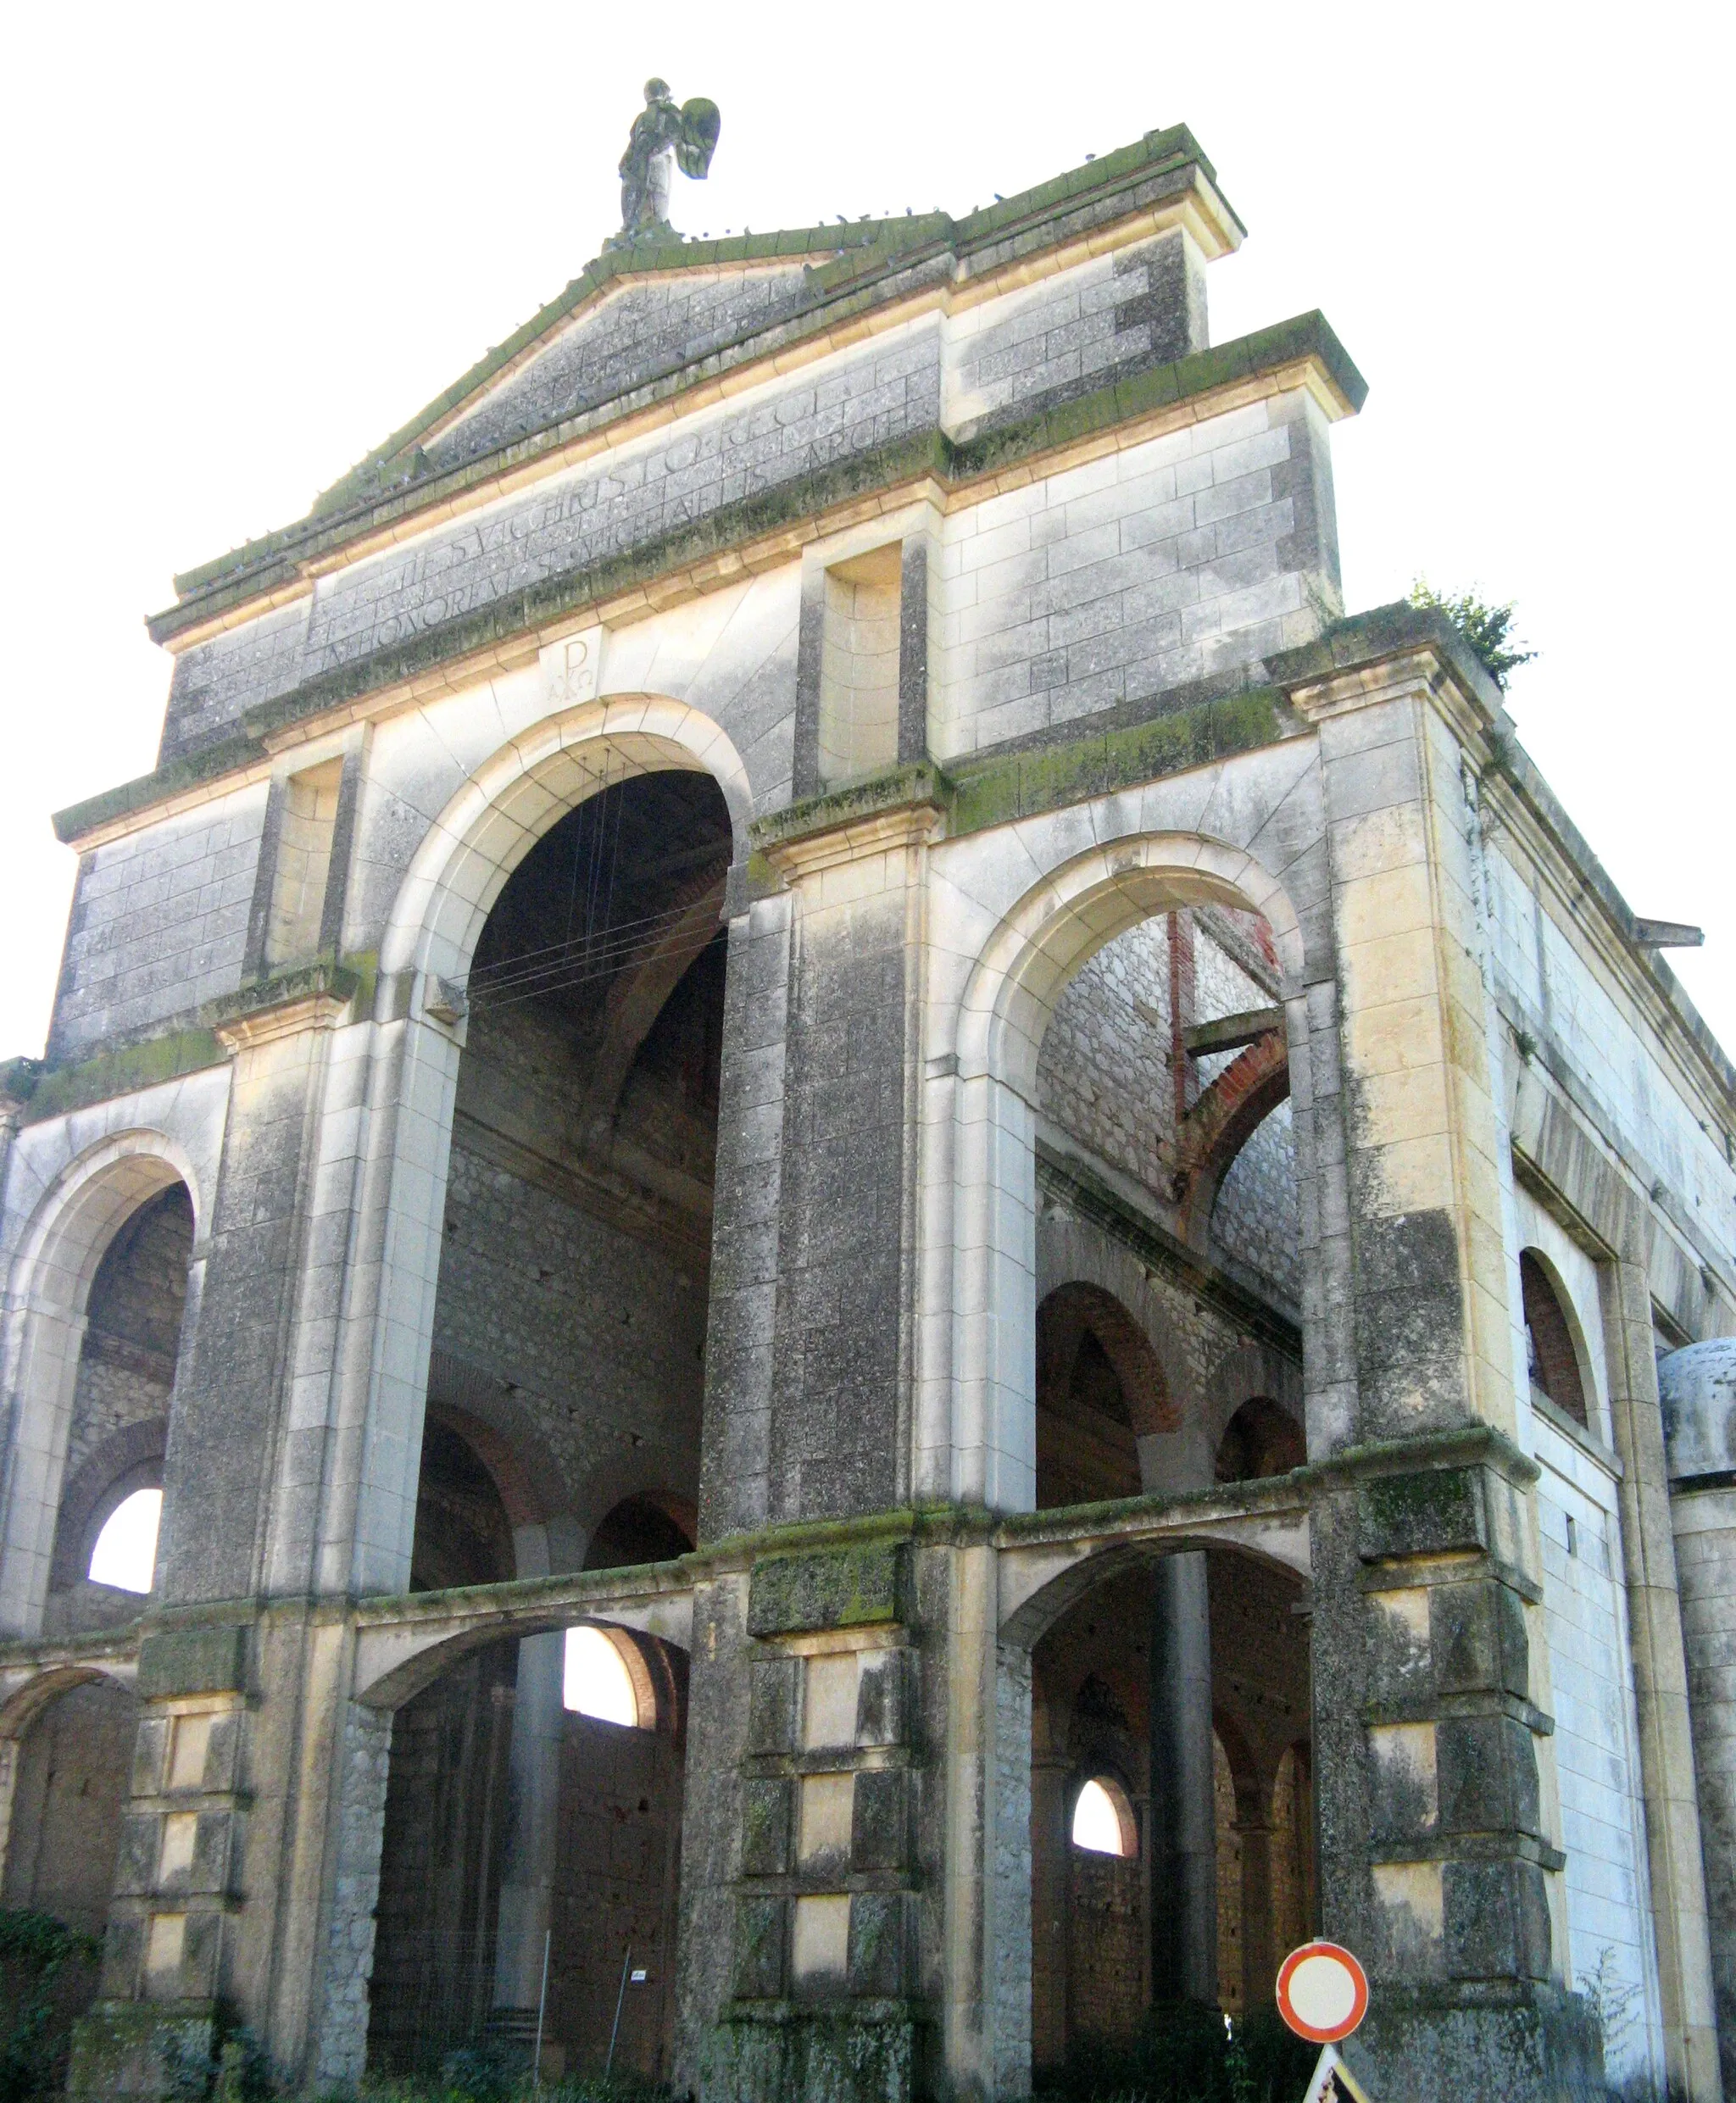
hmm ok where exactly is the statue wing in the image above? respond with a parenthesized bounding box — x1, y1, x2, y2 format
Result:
(675, 98, 721, 180)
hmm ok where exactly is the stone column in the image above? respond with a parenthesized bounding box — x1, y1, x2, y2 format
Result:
(1236, 1814, 1276, 2014)
(1149, 1554, 1216, 2005)
(1286, 637, 1605, 2100)
(492, 1632, 565, 2025)
(1030, 1744, 1071, 2069)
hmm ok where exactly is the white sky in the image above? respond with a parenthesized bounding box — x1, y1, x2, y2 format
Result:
(2, 3, 1731, 1059)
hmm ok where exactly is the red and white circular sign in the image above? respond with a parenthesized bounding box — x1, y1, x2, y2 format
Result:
(1275, 1940, 1369, 2043)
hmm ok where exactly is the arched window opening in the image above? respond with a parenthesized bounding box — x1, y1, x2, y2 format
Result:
(409, 1416, 515, 1592)
(1071, 1774, 1136, 1858)
(46, 1179, 192, 1632)
(562, 1626, 643, 1727)
(1215, 1396, 1305, 1483)
(1035, 1284, 1166, 1509)
(87, 1488, 162, 1594)
(1520, 1251, 1589, 1428)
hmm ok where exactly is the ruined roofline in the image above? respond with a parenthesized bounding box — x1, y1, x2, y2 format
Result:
(1286, 603, 1736, 1116)
(153, 124, 1242, 631)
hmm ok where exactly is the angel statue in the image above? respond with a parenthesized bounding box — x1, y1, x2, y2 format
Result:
(611, 78, 721, 245)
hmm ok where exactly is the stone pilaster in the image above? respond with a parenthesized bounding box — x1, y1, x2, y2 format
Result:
(1288, 643, 1604, 2099)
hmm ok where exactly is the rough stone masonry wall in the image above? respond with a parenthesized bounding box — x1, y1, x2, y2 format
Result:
(1038, 915, 1175, 1196)
(1211, 1103, 1299, 1305)
(432, 1139, 707, 1522)
(61, 1188, 193, 1492)
(1037, 913, 1299, 1308)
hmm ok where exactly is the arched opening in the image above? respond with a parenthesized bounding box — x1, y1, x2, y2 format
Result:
(42, 1179, 192, 1635)
(412, 767, 729, 1588)
(1035, 1283, 1167, 1510)
(562, 1627, 642, 1725)
(0, 1674, 130, 2080)
(1027, 1544, 1312, 2076)
(1520, 1250, 1589, 1428)
(2, 1676, 136, 1937)
(363, 1615, 687, 2087)
(1214, 1397, 1305, 1485)
(367, 1475, 696, 2084)
(87, 1488, 162, 1594)
(1072, 1774, 1138, 1856)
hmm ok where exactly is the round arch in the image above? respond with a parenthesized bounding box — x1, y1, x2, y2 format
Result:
(1036, 1281, 1175, 1441)
(0, 1661, 137, 1743)
(0, 1133, 200, 1637)
(953, 832, 1305, 1098)
(343, 698, 751, 1600)
(938, 832, 1308, 1513)
(1517, 1246, 1594, 1430)
(379, 693, 754, 991)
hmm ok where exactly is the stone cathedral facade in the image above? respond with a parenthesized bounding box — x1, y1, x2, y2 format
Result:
(1, 120, 1733, 2102)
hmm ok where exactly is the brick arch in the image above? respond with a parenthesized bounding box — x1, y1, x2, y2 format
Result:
(1036, 1282, 1176, 1440)
(1518, 1249, 1590, 1429)
(1173, 1029, 1289, 1248)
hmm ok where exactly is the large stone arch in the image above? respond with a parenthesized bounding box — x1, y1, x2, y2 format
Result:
(926, 827, 1310, 1513)
(0, 1662, 139, 1941)
(0, 1132, 202, 1635)
(342, 699, 753, 1598)
(378, 693, 754, 990)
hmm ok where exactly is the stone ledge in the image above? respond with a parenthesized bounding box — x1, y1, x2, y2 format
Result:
(64, 314, 1360, 846)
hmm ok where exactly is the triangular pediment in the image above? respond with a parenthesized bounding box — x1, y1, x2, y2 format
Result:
(420, 258, 819, 478)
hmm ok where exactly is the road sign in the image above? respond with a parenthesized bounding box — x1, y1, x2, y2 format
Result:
(1276, 1940, 1369, 2044)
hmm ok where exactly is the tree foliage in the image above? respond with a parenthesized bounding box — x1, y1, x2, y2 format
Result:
(1410, 579, 1536, 691)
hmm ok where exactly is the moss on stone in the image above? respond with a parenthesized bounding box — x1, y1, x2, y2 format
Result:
(23, 1028, 225, 1126)
(1357, 1466, 1488, 1561)
(747, 1541, 909, 1637)
(137, 1623, 248, 1700)
(748, 765, 949, 854)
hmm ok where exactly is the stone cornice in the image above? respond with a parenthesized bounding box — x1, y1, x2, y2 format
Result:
(59, 325, 1359, 854)
(206, 964, 359, 1052)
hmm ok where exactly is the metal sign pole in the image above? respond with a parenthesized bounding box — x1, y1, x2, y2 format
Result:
(1302, 2042, 1375, 2102)
(605, 1943, 632, 2075)
(532, 1927, 551, 2089)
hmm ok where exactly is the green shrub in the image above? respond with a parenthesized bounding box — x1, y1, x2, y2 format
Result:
(0, 1907, 102, 2103)
(1409, 579, 1536, 692)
